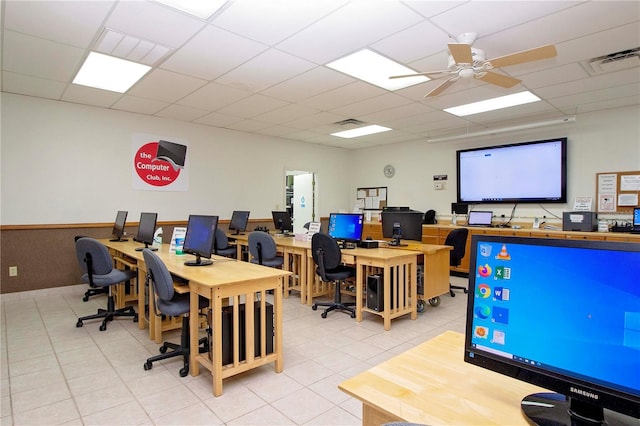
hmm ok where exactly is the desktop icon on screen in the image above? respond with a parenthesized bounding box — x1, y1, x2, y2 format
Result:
(476, 283, 491, 298)
(495, 266, 511, 280)
(493, 287, 510, 301)
(492, 306, 510, 325)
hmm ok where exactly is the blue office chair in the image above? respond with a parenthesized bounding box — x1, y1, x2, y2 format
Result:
(248, 231, 283, 268)
(74, 235, 108, 302)
(214, 228, 237, 258)
(74, 238, 138, 331)
(311, 233, 356, 318)
(142, 249, 208, 377)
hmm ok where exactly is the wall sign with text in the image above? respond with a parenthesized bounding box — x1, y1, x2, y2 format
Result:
(132, 134, 189, 191)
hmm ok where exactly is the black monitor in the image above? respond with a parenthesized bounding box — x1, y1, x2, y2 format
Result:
(229, 210, 250, 235)
(272, 211, 293, 233)
(327, 213, 364, 244)
(465, 235, 640, 424)
(134, 212, 157, 251)
(110, 210, 128, 242)
(381, 210, 423, 244)
(183, 215, 219, 266)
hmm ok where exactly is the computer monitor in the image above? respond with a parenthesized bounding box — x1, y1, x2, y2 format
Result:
(464, 235, 640, 424)
(381, 210, 423, 243)
(229, 210, 250, 235)
(327, 213, 364, 244)
(134, 212, 158, 251)
(467, 210, 493, 226)
(272, 211, 293, 233)
(110, 210, 128, 242)
(182, 214, 219, 266)
(633, 207, 640, 230)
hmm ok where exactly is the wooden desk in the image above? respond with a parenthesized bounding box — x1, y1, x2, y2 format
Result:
(339, 331, 547, 425)
(101, 240, 290, 396)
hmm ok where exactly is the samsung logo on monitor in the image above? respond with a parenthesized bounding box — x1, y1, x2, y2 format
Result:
(570, 387, 599, 400)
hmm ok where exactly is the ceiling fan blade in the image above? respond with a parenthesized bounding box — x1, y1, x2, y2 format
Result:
(488, 45, 557, 68)
(448, 43, 474, 64)
(389, 70, 451, 79)
(424, 78, 457, 98)
(476, 71, 521, 88)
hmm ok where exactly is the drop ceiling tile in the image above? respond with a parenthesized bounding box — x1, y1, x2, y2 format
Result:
(4, 0, 114, 48)
(216, 94, 289, 118)
(61, 84, 123, 107)
(160, 25, 268, 80)
(329, 93, 414, 118)
(371, 21, 449, 64)
(111, 95, 169, 115)
(225, 119, 273, 133)
(177, 82, 252, 111)
(284, 111, 347, 130)
(128, 68, 207, 103)
(300, 81, 386, 110)
(520, 63, 590, 89)
(193, 111, 244, 128)
(260, 67, 353, 102)
(1, 71, 66, 100)
(536, 67, 640, 100)
(253, 104, 321, 125)
(546, 82, 640, 109)
(2, 30, 85, 82)
(105, 1, 206, 48)
(215, 49, 317, 93)
(557, 96, 640, 115)
(155, 104, 209, 122)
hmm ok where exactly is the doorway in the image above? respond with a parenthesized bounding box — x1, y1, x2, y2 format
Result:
(285, 171, 317, 234)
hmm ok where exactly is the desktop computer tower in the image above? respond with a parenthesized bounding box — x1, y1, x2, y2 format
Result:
(215, 301, 274, 366)
(366, 274, 394, 312)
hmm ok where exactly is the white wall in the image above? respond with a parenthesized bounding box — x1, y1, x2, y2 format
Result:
(0, 93, 354, 225)
(351, 106, 640, 222)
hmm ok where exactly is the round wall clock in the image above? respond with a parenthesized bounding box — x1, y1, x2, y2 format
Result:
(383, 164, 395, 178)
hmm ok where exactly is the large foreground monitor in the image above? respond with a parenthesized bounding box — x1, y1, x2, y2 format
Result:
(328, 213, 364, 244)
(465, 235, 640, 424)
(110, 210, 128, 242)
(229, 210, 250, 235)
(381, 210, 423, 243)
(183, 215, 219, 266)
(134, 212, 157, 251)
(272, 211, 293, 233)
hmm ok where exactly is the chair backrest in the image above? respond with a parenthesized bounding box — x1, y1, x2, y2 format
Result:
(75, 238, 114, 278)
(142, 248, 174, 302)
(444, 228, 469, 267)
(214, 227, 229, 253)
(248, 231, 277, 265)
(311, 233, 342, 280)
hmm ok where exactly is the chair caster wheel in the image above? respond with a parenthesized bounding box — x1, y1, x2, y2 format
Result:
(179, 367, 189, 377)
(76, 320, 83, 328)
(159, 345, 168, 354)
(144, 361, 152, 371)
(450, 290, 456, 297)
(429, 297, 441, 307)
(82, 295, 89, 302)
(133, 315, 139, 322)
(417, 300, 426, 313)
(350, 312, 356, 318)
(312, 304, 318, 311)
(321, 312, 327, 318)
(99, 323, 107, 331)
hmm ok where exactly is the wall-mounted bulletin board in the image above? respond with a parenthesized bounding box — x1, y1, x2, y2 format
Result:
(596, 170, 640, 213)
(355, 186, 387, 210)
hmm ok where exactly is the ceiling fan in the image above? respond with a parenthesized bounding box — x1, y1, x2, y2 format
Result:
(390, 32, 557, 98)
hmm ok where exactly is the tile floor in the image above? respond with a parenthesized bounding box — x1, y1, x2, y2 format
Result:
(1, 277, 468, 426)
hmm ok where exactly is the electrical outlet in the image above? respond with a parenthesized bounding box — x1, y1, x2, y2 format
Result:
(434, 182, 445, 190)
(9, 266, 18, 277)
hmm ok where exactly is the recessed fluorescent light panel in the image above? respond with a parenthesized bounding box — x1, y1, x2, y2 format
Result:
(445, 91, 541, 117)
(327, 49, 428, 91)
(73, 52, 151, 93)
(331, 125, 392, 139)
(154, 0, 227, 19)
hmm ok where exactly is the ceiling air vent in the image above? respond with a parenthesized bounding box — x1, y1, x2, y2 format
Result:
(583, 48, 640, 76)
(93, 28, 173, 67)
(333, 118, 366, 127)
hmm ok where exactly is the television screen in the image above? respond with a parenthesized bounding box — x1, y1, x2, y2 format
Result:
(134, 212, 157, 251)
(381, 210, 423, 242)
(229, 210, 250, 235)
(110, 210, 128, 242)
(457, 138, 567, 204)
(272, 211, 293, 233)
(465, 235, 640, 424)
(328, 213, 364, 243)
(183, 215, 218, 266)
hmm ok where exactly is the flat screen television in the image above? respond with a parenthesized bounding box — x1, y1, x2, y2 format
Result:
(381, 210, 423, 243)
(457, 137, 567, 204)
(272, 211, 293, 233)
(110, 210, 128, 242)
(229, 210, 250, 235)
(134, 212, 157, 251)
(327, 213, 364, 244)
(464, 235, 640, 424)
(183, 214, 219, 266)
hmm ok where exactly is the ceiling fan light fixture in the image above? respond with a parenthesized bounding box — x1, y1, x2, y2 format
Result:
(459, 68, 475, 79)
(444, 91, 541, 117)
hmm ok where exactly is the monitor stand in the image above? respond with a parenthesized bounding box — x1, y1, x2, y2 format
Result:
(521, 393, 636, 426)
(135, 243, 157, 252)
(184, 254, 213, 266)
(109, 237, 128, 242)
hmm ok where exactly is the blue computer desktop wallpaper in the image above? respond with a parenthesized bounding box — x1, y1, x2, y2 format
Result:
(469, 240, 640, 396)
(328, 214, 363, 241)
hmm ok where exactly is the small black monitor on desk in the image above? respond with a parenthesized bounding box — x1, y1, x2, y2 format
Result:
(272, 211, 293, 234)
(632, 207, 640, 233)
(381, 210, 423, 245)
(183, 214, 219, 266)
(110, 210, 128, 242)
(134, 212, 158, 251)
(328, 213, 364, 247)
(229, 210, 250, 235)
